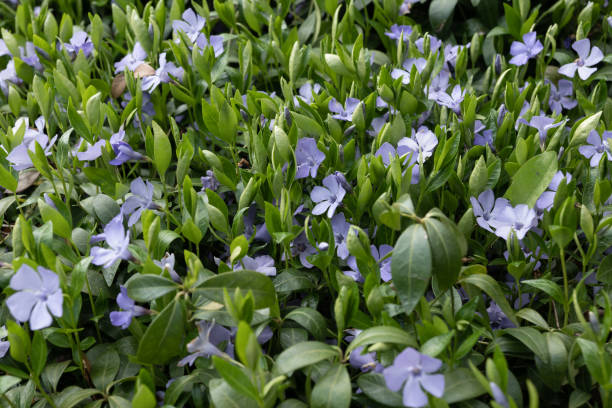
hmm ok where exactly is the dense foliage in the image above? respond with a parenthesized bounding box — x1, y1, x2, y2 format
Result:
(0, 0, 611, 406)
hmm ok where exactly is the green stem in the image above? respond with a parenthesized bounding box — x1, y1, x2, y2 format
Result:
(560, 247, 569, 327)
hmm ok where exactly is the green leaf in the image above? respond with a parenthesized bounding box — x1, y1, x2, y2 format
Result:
(460, 274, 518, 326)
(209, 378, 258, 408)
(196, 271, 277, 309)
(443, 368, 487, 403)
(421, 331, 454, 357)
(522, 279, 564, 303)
(7, 320, 29, 363)
(576, 338, 611, 385)
(311, 364, 351, 408)
(125, 274, 179, 302)
(285, 308, 328, 340)
(357, 373, 403, 406)
(504, 327, 548, 361)
(212, 356, 261, 403)
(136, 300, 185, 364)
(424, 218, 462, 292)
(53, 387, 102, 408)
(504, 151, 557, 207)
(38, 199, 72, 239)
(30, 331, 47, 376)
(152, 121, 172, 178)
(429, 0, 458, 31)
(0, 164, 18, 193)
(275, 341, 338, 374)
(292, 112, 324, 136)
(132, 384, 157, 408)
(569, 111, 601, 148)
(391, 224, 432, 315)
(596, 254, 612, 284)
(345, 326, 417, 355)
(516, 308, 550, 330)
(86, 344, 120, 390)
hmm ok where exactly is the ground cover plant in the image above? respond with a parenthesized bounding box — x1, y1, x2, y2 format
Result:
(0, 0, 611, 406)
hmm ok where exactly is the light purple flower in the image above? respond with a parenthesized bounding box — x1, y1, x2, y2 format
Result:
(536, 171, 572, 211)
(490, 382, 509, 408)
(474, 120, 494, 147)
(121, 177, 157, 227)
(178, 321, 233, 366)
(63, 31, 94, 58)
(487, 301, 516, 330)
(399, 0, 419, 14)
(346, 329, 383, 372)
(490, 204, 537, 240)
(415, 35, 442, 54)
(444, 44, 468, 67)
(6, 264, 63, 330)
(109, 141, 146, 165)
(470, 190, 510, 233)
(114, 42, 147, 73)
(383, 347, 445, 407)
(154, 253, 181, 283)
(368, 114, 389, 137)
(234, 255, 276, 276)
(509, 32, 543, 66)
(345, 244, 393, 282)
(311, 174, 347, 218)
(375, 142, 398, 166)
(391, 68, 411, 85)
(91, 215, 131, 268)
(76, 128, 125, 161)
(518, 115, 563, 144)
(195, 34, 224, 57)
(329, 97, 361, 121)
(109, 286, 148, 329)
(294, 82, 322, 105)
(172, 8, 206, 44)
(291, 232, 317, 269)
(548, 80, 577, 113)
(331, 213, 351, 259)
(19, 42, 42, 70)
(141, 53, 185, 92)
(558, 39, 603, 80)
(427, 70, 450, 101)
(0, 40, 11, 57)
(385, 24, 412, 42)
(201, 170, 220, 191)
(409, 126, 437, 160)
(435, 85, 465, 114)
(6, 117, 57, 171)
(296, 137, 325, 179)
(579, 130, 612, 167)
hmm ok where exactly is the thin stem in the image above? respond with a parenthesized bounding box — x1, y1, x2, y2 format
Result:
(560, 247, 569, 327)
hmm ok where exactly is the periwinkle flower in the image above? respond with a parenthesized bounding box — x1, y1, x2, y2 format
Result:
(518, 115, 563, 144)
(141, 53, 185, 92)
(234, 255, 276, 276)
(109, 286, 148, 329)
(487, 301, 516, 330)
(109, 141, 146, 165)
(76, 128, 125, 161)
(391, 68, 411, 85)
(409, 126, 438, 161)
(63, 31, 94, 58)
(294, 82, 322, 105)
(114, 42, 147, 73)
(0, 39, 11, 57)
(385, 24, 412, 42)
(201, 170, 220, 191)
(329, 97, 361, 121)
(346, 329, 383, 372)
(490, 382, 509, 408)
(474, 120, 494, 148)
(91, 215, 131, 268)
(290, 232, 317, 269)
(178, 321, 233, 366)
(344, 245, 393, 282)
(172, 8, 206, 44)
(19, 42, 42, 71)
(435, 85, 465, 114)
(427, 70, 450, 101)
(154, 253, 181, 283)
(296, 137, 325, 179)
(415, 35, 442, 54)
(195, 34, 224, 57)
(558, 39, 603, 80)
(121, 177, 157, 227)
(535, 171, 572, 212)
(444, 44, 468, 67)
(579, 130, 612, 167)
(0, 60, 18, 95)
(470, 190, 510, 233)
(331, 213, 351, 260)
(547, 80, 577, 113)
(490, 204, 537, 241)
(368, 114, 389, 137)
(399, 0, 419, 14)
(509, 32, 543, 66)
(383, 347, 445, 407)
(6, 264, 63, 330)
(311, 174, 346, 218)
(6, 117, 57, 171)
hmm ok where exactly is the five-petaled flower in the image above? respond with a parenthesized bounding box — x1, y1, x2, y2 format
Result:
(121, 177, 157, 227)
(63, 30, 94, 58)
(509, 32, 543, 66)
(383, 347, 445, 407)
(385, 24, 412, 42)
(311, 174, 347, 218)
(558, 39, 603, 80)
(91, 215, 132, 268)
(296, 137, 325, 179)
(329, 97, 361, 121)
(579, 130, 612, 167)
(178, 320, 234, 366)
(6, 264, 63, 330)
(109, 286, 149, 329)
